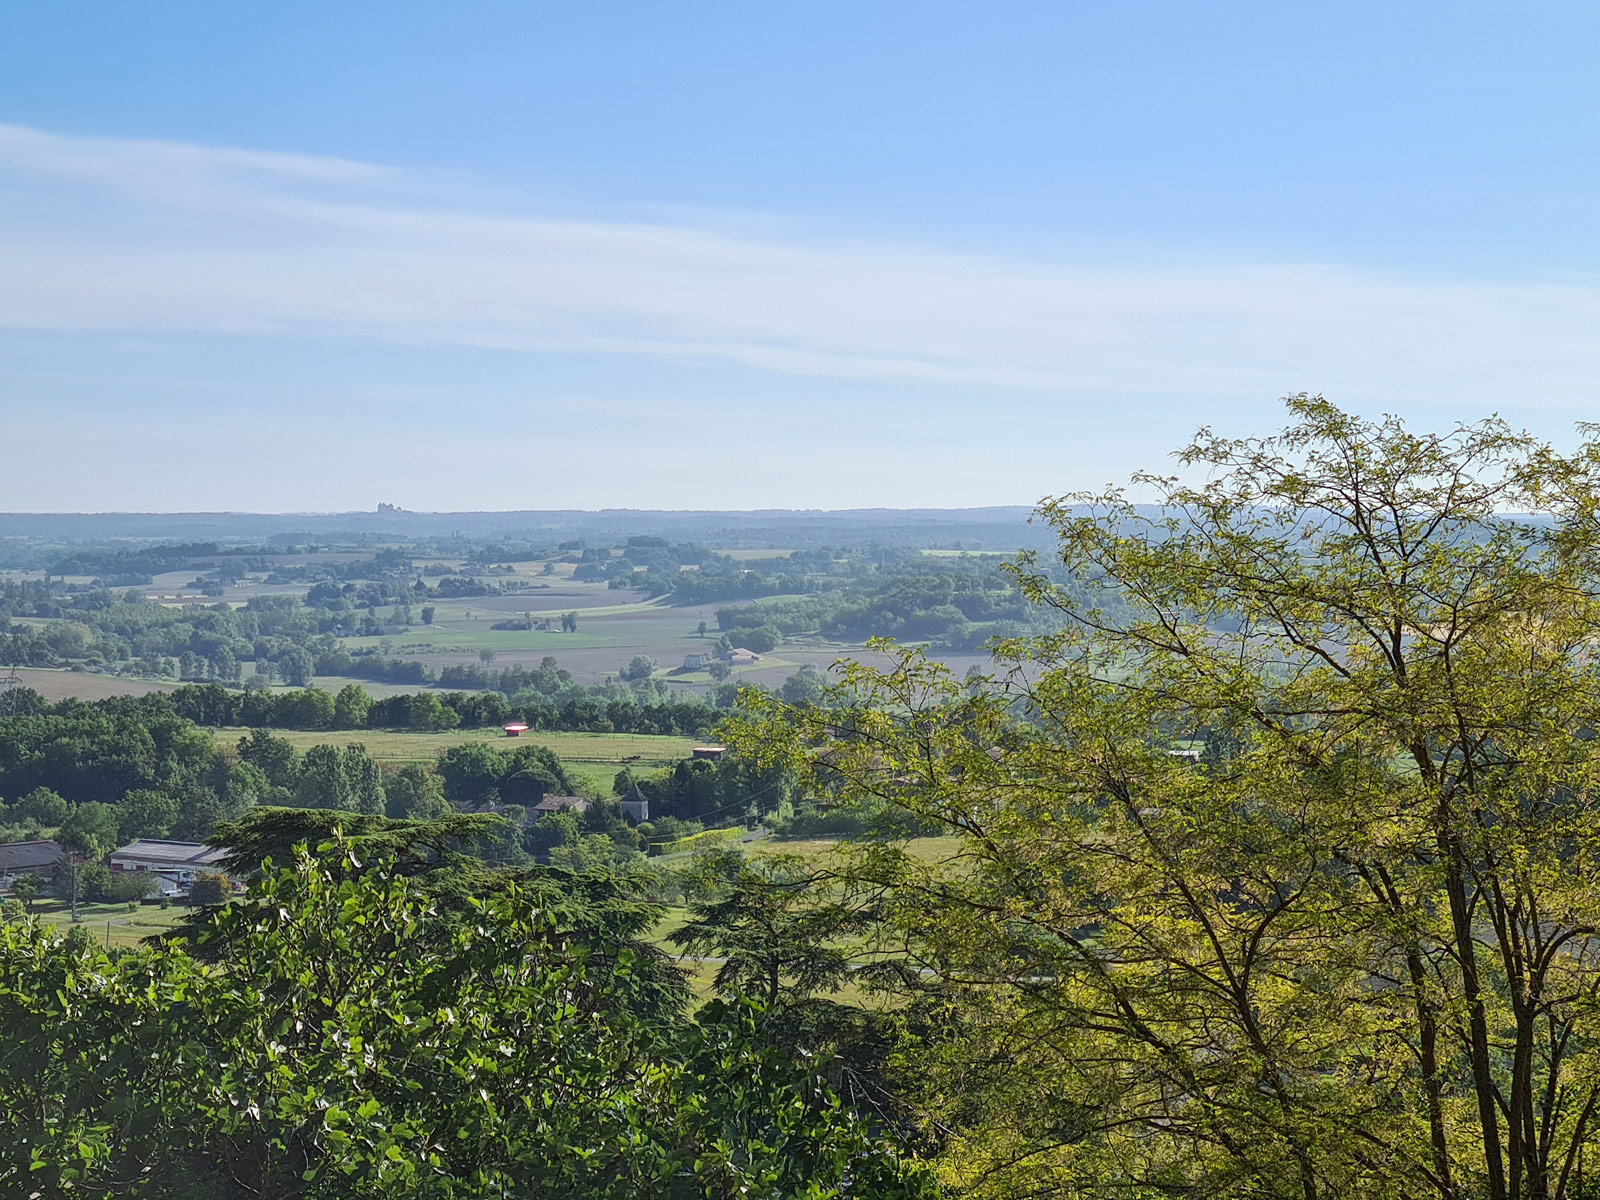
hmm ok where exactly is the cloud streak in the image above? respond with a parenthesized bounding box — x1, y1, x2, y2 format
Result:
(1, 121, 1598, 410)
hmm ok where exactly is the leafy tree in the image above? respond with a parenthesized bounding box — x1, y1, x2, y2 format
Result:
(295, 744, 382, 814)
(420, 604, 435, 625)
(672, 851, 861, 1009)
(561, 610, 579, 633)
(778, 665, 825, 707)
(382, 763, 449, 821)
(172, 786, 227, 841)
(117, 787, 177, 841)
(107, 870, 159, 903)
(697, 620, 708, 638)
(8, 872, 42, 914)
(16, 786, 70, 827)
(0, 849, 933, 1197)
(212, 644, 240, 683)
(406, 691, 459, 732)
(331, 683, 371, 730)
(237, 728, 301, 788)
(619, 654, 657, 682)
(340, 744, 385, 816)
(277, 644, 315, 687)
(522, 810, 579, 863)
(223, 760, 276, 813)
(56, 802, 118, 922)
(76, 861, 114, 902)
(187, 871, 229, 905)
(295, 744, 351, 811)
(276, 685, 335, 730)
(437, 742, 574, 810)
(733, 399, 1600, 1200)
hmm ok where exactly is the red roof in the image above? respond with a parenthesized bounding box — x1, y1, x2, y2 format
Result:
(503, 722, 530, 731)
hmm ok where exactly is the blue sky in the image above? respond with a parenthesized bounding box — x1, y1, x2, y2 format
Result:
(1, 3, 1596, 511)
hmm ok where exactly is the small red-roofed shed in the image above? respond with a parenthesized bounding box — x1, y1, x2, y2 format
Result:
(503, 722, 530, 737)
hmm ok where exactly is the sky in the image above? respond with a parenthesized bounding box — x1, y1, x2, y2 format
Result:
(1, 2, 1597, 512)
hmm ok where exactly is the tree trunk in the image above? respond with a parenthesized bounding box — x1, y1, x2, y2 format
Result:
(1444, 833, 1506, 1200)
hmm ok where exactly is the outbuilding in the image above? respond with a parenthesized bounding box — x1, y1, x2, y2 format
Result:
(109, 839, 229, 887)
(0, 840, 65, 890)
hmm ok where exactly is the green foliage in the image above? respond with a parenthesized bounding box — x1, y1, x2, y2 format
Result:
(58, 801, 118, 858)
(187, 871, 229, 904)
(657, 826, 744, 857)
(0, 849, 933, 1198)
(436, 741, 576, 809)
(730, 399, 1600, 1200)
(276, 684, 335, 729)
(619, 653, 658, 681)
(238, 726, 302, 787)
(118, 786, 178, 840)
(16, 785, 71, 825)
(332, 682, 372, 730)
(673, 851, 859, 1009)
(406, 691, 460, 731)
(106, 870, 159, 902)
(8, 873, 43, 912)
(296, 743, 385, 813)
(382, 762, 450, 820)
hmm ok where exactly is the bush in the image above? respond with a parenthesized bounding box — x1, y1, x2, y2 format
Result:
(655, 827, 743, 857)
(774, 803, 872, 839)
(725, 624, 781, 653)
(618, 655, 657, 682)
(187, 873, 229, 905)
(106, 872, 159, 903)
(78, 863, 116, 902)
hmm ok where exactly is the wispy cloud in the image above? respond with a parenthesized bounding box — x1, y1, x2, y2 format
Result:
(1, 121, 1598, 410)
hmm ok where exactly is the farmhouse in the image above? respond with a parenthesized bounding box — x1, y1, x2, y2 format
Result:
(681, 651, 711, 671)
(726, 649, 761, 666)
(533, 795, 589, 818)
(109, 839, 229, 886)
(0, 840, 65, 890)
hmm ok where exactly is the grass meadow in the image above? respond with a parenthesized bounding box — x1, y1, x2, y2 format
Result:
(211, 725, 697, 792)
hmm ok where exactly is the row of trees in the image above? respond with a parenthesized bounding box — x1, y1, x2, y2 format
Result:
(164, 679, 721, 736)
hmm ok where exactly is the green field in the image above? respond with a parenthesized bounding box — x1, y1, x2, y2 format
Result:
(211, 726, 698, 791)
(20, 899, 191, 949)
(753, 834, 967, 866)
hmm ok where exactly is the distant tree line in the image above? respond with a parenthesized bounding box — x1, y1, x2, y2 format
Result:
(169, 681, 718, 737)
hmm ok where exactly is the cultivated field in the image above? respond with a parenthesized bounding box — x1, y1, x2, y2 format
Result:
(4, 667, 178, 702)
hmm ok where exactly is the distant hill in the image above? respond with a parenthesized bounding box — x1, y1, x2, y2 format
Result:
(0, 506, 1049, 550)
